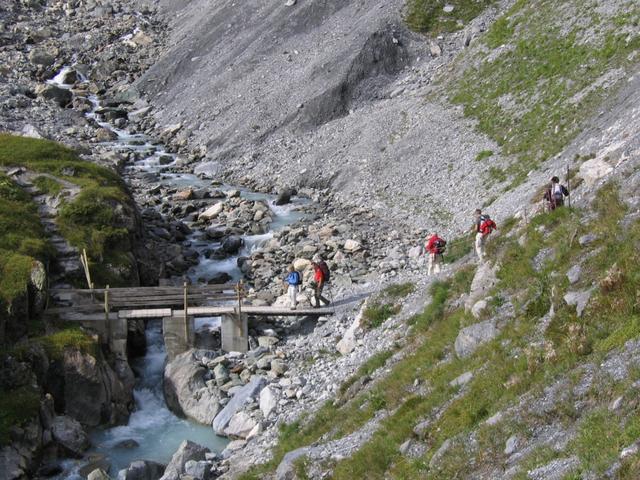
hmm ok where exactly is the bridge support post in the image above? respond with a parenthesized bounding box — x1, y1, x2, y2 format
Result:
(109, 316, 128, 360)
(162, 315, 194, 362)
(221, 310, 248, 353)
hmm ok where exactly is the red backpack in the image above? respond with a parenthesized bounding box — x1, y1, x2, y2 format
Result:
(479, 215, 497, 235)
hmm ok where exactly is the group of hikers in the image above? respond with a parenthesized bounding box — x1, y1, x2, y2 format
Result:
(423, 175, 570, 274)
(282, 176, 570, 308)
(284, 255, 331, 310)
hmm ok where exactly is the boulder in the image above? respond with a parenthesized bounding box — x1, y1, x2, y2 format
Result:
(337, 302, 366, 355)
(120, 460, 165, 480)
(275, 447, 310, 480)
(259, 386, 279, 417)
(0, 445, 29, 480)
(223, 411, 257, 439)
(28, 48, 56, 66)
(199, 203, 224, 220)
(48, 348, 133, 427)
(159, 440, 209, 480)
(566, 264, 581, 284)
(579, 157, 613, 187)
(564, 289, 593, 317)
(464, 262, 498, 311)
(51, 415, 90, 457)
(212, 376, 266, 435)
(164, 350, 222, 425)
(87, 469, 111, 480)
(36, 84, 72, 107)
(471, 299, 488, 319)
(222, 236, 243, 254)
(207, 272, 232, 284)
(454, 320, 499, 358)
(343, 239, 362, 252)
(274, 188, 293, 206)
(270, 359, 287, 376)
(184, 460, 214, 480)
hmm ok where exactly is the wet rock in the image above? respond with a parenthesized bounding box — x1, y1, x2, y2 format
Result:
(114, 439, 140, 449)
(275, 188, 293, 206)
(51, 415, 90, 457)
(36, 84, 72, 107)
(222, 236, 243, 254)
(87, 469, 110, 480)
(121, 460, 166, 480)
(159, 440, 209, 480)
(184, 460, 214, 480)
(207, 272, 232, 284)
(48, 348, 133, 427)
(164, 350, 222, 424)
(199, 203, 224, 221)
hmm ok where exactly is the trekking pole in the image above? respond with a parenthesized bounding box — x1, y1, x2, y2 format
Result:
(566, 164, 572, 211)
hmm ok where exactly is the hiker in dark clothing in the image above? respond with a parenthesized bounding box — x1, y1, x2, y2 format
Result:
(543, 176, 569, 211)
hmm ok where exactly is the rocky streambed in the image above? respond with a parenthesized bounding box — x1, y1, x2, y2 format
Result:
(0, 1, 443, 479)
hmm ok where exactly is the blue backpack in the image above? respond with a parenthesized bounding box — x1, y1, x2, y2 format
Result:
(287, 271, 301, 286)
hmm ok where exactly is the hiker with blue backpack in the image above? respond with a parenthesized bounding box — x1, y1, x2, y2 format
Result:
(284, 264, 302, 310)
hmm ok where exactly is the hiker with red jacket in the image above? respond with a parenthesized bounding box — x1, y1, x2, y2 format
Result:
(425, 232, 446, 276)
(310, 255, 331, 308)
(473, 209, 497, 262)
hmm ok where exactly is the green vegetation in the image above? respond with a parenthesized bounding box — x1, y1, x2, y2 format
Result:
(244, 182, 640, 478)
(33, 175, 63, 195)
(0, 134, 122, 187)
(443, 233, 473, 264)
(0, 173, 50, 305)
(0, 134, 136, 289)
(383, 282, 416, 299)
(0, 385, 41, 445)
(475, 149, 494, 161)
(449, 1, 640, 185)
(362, 303, 401, 329)
(37, 327, 97, 360)
(406, 0, 495, 34)
(362, 282, 416, 330)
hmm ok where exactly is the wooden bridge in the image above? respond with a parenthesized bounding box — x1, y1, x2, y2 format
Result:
(46, 282, 333, 359)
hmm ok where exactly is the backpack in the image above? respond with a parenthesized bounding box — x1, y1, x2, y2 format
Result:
(318, 260, 331, 282)
(435, 239, 447, 254)
(287, 271, 301, 285)
(479, 215, 496, 235)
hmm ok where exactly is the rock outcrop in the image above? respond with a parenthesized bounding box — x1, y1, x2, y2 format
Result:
(163, 350, 222, 425)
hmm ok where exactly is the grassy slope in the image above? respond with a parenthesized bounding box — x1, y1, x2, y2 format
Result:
(447, 0, 640, 186)
(242, 183, 640, 479)
(0, 133, 136, 292)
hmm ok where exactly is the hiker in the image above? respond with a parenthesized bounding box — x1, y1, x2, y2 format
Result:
(310, 255, 331, 308)
(284, 265, 302, 310)
(543, 176, 569, 211)
(473, 209, 497, 262)
(424, 232, 446, 276)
